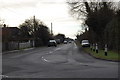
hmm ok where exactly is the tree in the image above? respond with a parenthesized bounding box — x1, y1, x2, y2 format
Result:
(104, 9, 120, 52)
(19, 24, 31, 41)
(68, 1, 116, 48)
(19, 18, 37, 39)
(54, 34, 65, 43)
(19, 17, 51, 46)
(36, 24, 51, 46)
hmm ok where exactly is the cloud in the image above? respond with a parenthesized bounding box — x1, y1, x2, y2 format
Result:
(0, 0, 66, 9)
(0, 0, 82, 38)
(0, 1, 37, 8)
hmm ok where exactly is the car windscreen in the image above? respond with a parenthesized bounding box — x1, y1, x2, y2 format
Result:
(82, 40, 89, 43)
(49, 40, 55, 42)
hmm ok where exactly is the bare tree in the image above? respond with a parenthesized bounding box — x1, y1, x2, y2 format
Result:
(68, 1, 115, 45)
(19, 17, 51, 46)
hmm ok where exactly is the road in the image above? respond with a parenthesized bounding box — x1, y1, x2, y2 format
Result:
(2, 42, 119, 78)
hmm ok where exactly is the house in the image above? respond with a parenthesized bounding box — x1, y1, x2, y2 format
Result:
(2, 27, 20, 42)
(2, 26, 34, 51)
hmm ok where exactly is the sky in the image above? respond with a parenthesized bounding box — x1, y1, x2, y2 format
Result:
(0, 0, 119, 39)
(0, 0, 84, 39)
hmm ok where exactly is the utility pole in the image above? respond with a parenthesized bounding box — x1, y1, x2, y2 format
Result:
(51, 22, 53, 35)
(33, 15, 36, 47)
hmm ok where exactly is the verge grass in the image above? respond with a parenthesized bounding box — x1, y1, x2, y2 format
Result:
(75, 41, 120, 61)
(84, 48, 120, 61)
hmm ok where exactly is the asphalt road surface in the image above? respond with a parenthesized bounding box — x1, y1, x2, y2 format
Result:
(2, 42, 119, 78)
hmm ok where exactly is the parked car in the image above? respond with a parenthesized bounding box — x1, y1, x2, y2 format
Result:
(63, 40, 67, 44)
(81, 40, 90, 47)
(48, 40, 57, 47)
(55, 39, 61, 44)
(68, 40, 72, 43)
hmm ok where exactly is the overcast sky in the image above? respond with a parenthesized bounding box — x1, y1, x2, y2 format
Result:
(0, 0, 84, 39)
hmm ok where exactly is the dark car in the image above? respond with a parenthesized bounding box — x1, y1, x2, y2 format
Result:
(48, 40, 57, 47)
(68, 40, 72, 43)
(55, 39, 61, 44)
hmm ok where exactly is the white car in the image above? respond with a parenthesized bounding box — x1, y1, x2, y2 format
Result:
(64, 40, 67, 44)
(81, 40, 90, 47)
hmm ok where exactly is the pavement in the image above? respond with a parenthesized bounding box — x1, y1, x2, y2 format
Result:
(2, 42, 119, 78)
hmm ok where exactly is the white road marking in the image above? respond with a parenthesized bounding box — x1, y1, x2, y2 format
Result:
(47, 47, 61, 54)
(54, 48, 61, 51)
(74, 43, 78, 49)
(0, 75, 9, 78)
(43, 58, 49, 62)
(41, 56, 49, 62)
(49, 51, 53, 54)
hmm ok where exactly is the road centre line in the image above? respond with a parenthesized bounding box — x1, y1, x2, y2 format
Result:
(54, 48, 61, 51)
(47, 47, 62, 54)
(74, 43, 78, 49)
(41, 56, 50, 62)
(49, 51, 53, 54)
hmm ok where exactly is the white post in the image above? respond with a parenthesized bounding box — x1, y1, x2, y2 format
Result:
(105, 44, 108, 56)
(93, 44, 95, 51)
(96, 43, 98, 53)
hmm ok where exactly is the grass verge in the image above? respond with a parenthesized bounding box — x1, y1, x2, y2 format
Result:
(75, 41, 120, 62)
(84, 48, 120, 61)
